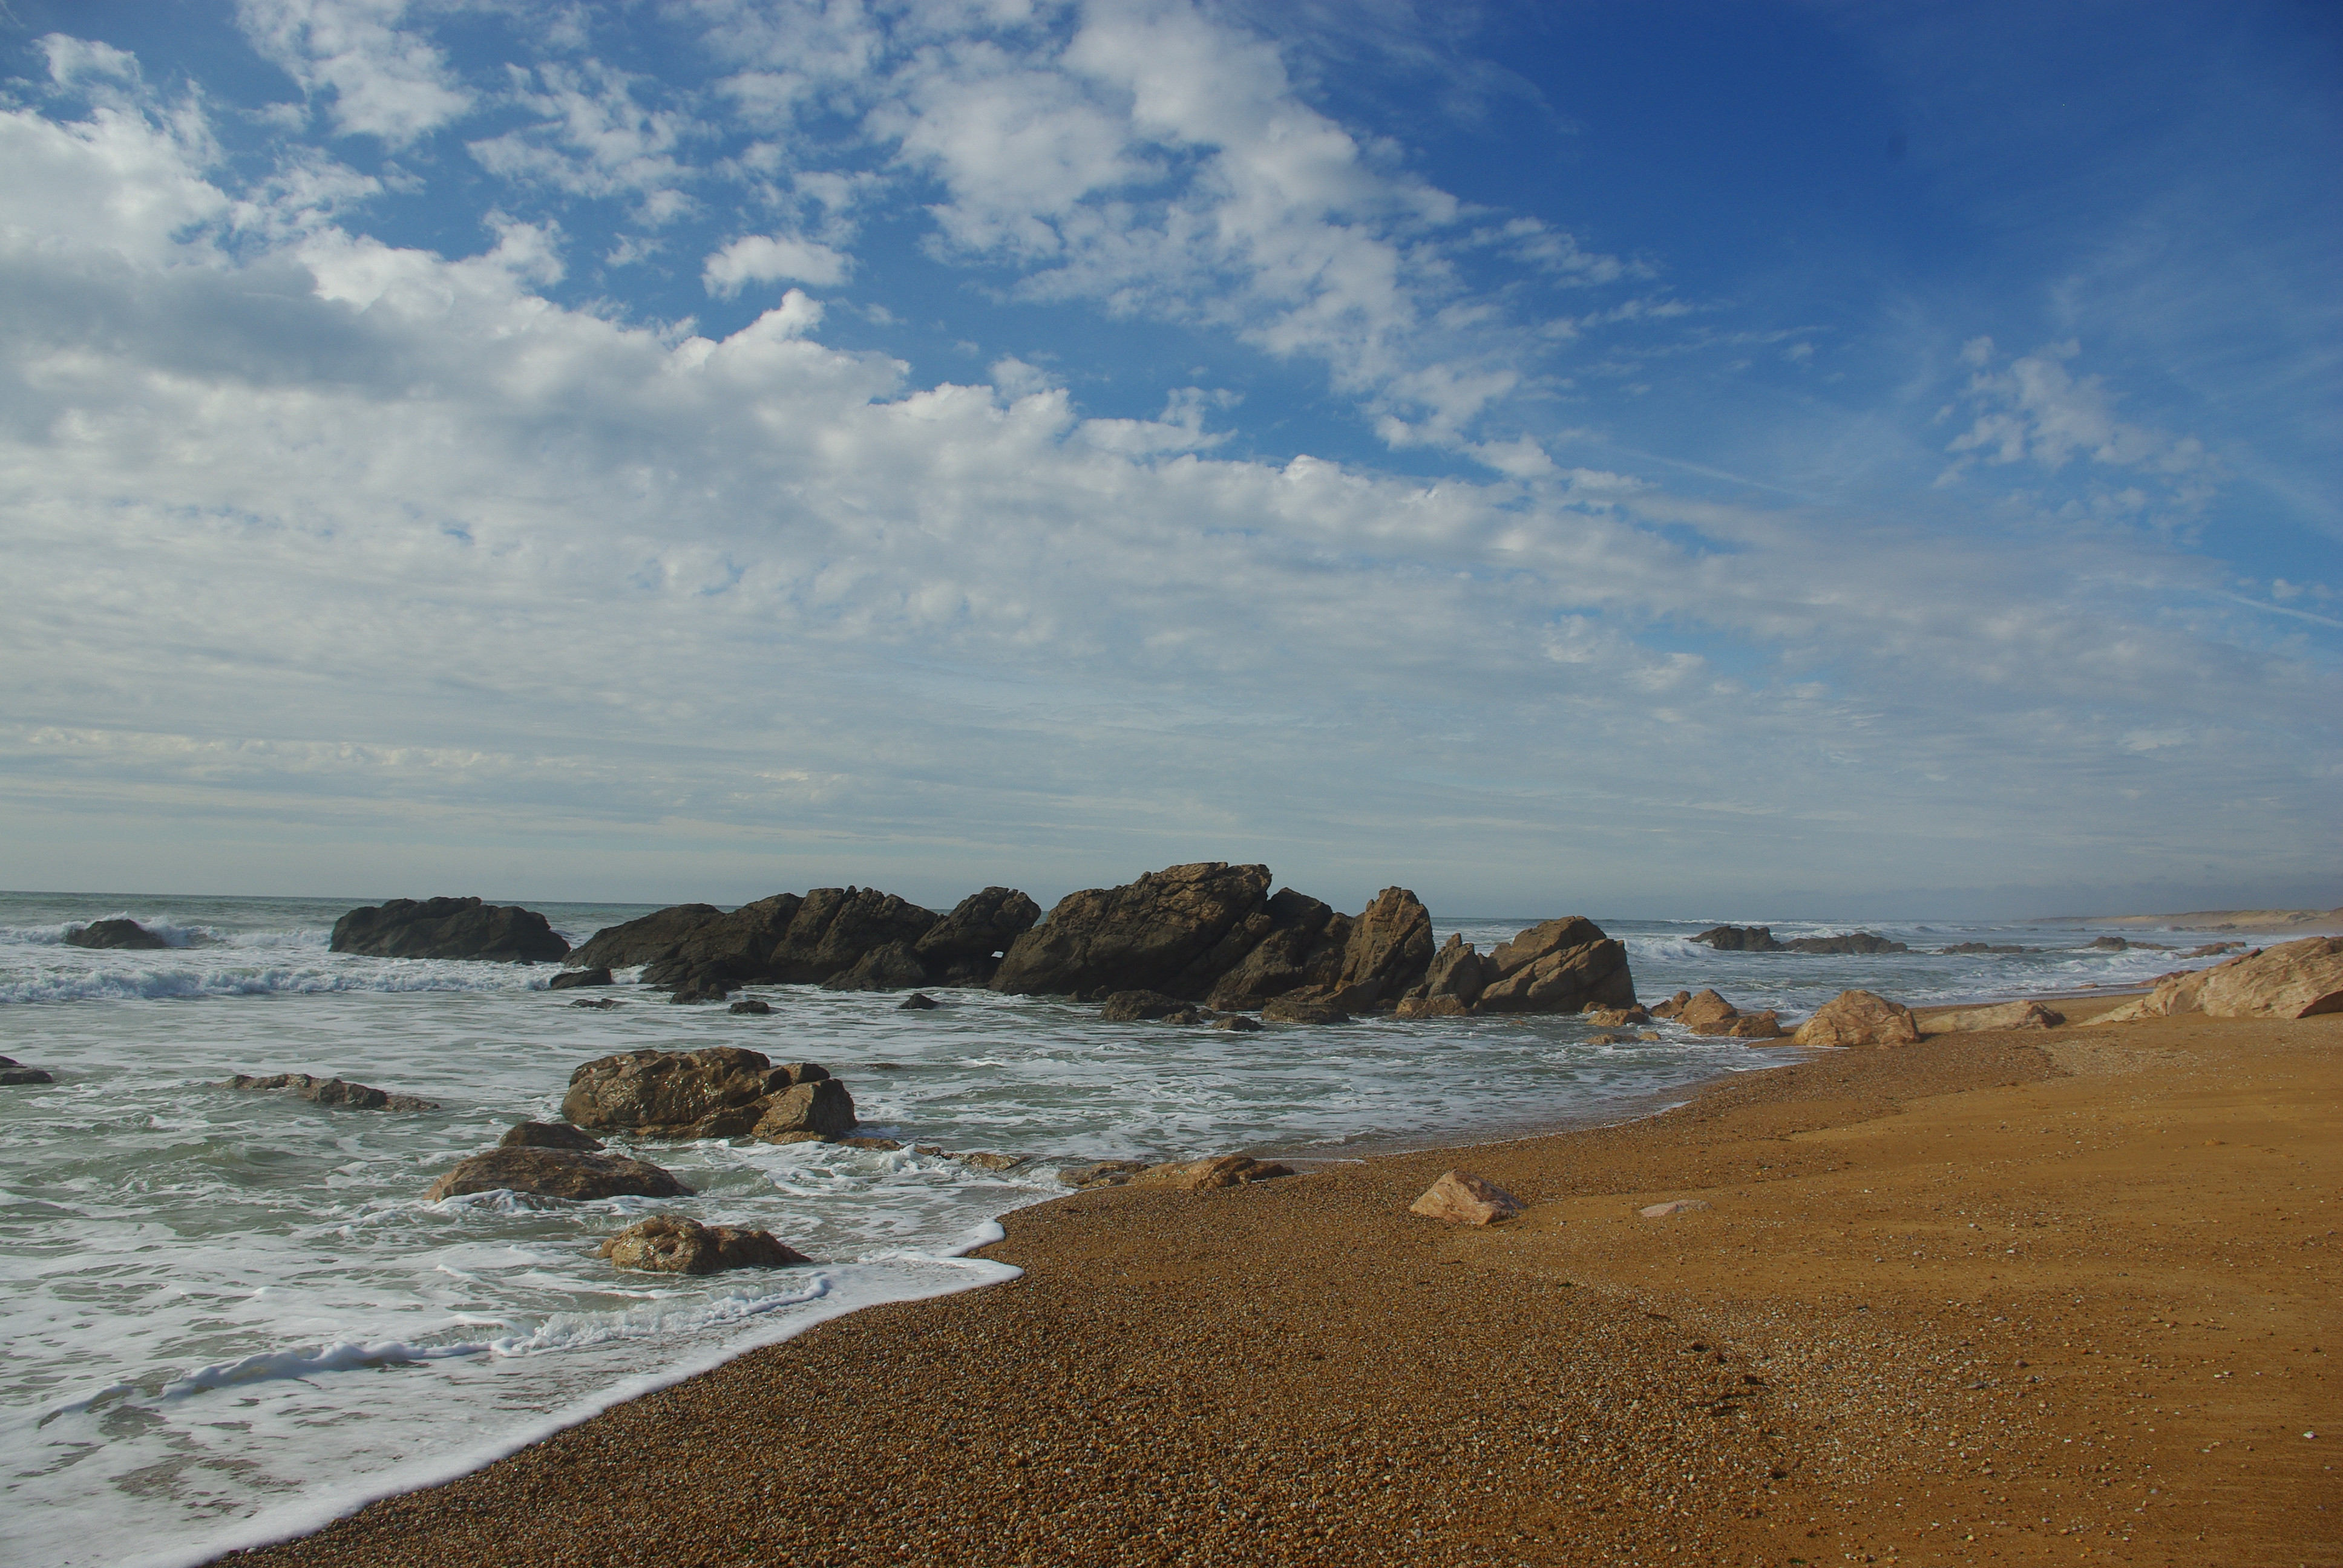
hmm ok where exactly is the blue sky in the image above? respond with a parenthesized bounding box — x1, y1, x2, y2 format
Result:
(0, 0, 2336, 917)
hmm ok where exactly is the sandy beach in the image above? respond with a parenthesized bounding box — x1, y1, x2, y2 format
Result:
(216, 999, 2338, 1567)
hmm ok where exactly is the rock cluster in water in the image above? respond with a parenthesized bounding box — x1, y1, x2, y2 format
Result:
(1394, 916, 1635, 1018)
(330, 897, 571, 963)
(64, 918, 170, 950)
(597, 1214, 810, 1275)
(1691, 924, 1909, 955)
(224, 1072, 441, 1111)
(1649, 989, 1784, 1040)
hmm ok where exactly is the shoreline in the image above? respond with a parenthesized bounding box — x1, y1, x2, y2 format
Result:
(214, 1001, 2338, 1567)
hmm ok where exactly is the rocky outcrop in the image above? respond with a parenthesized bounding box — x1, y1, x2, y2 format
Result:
(1100, 990, 1206, 1023)
(820, 939, 928, 991)
(1580, 1004, 1652, 1027)
(566, 887, 953, 998)
(1473, 917, 1636, 1014)
(1691, 924, 1909, 955)
(548, 967, 612, 990)
(1396, 934, 1486, 1017)
(564, 904, 728, 970)
(226, 1073, 440, 1111)
(1409, 1171, 1522, 1226)
(1692, 924, 1780, 952)
(424, 1146, 692, 1203)
(1794, 990, 1921, 1047)
(1920, 1000, 2065, 1033)
(597, 1215, 809, 1274)
(1323, 888, 1435, 1010)
(500, 1120, 604, 1151)
(914, 887, 1043, 978)
(560, 1048, 854, 1142)
(1650, 990, 1780, 1039)
(994, 862, 1274, 999)
(1199, 889, 1350, 1010)
(1262, 994, 1349, 1025)
(0, 1055, 53, 1085)
(2091, 936, 2343, 1023)
(1125, 1154, 1294, 1192)
(1060, 1160, 1152, 1189)
(1939, 943, 2028, 956)
(64, 918, 170, 950)
(330, 898, 570, 963)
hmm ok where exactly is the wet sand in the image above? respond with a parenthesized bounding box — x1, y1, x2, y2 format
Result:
(219, 1001, 2339, 1567)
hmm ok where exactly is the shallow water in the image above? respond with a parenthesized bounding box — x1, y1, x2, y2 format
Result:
(0, 892, 2210, 1566)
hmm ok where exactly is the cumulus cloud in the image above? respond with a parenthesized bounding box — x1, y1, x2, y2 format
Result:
(237, 0, 473, 144)
(1944, 337, 2208, 479)
(703, 233, 853, 293)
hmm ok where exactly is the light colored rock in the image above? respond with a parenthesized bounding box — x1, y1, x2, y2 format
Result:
(1475, 916, 1636, 1014)
(226, 1073, 439, 1112)
(1580, 1004, 1651, 1027)
(2089, 936, 2343, 1023)
(1640, 1198, 1712, 1218)
(597, 1215, 808, 1274)
(1126, 1154, 1294, 1192)
(1059, 1160, 1150, 1189)
(749, 1079, 859, 1142)
(1409, 1170, 1522, 1226)
(1395, 993, 1472, 1019)
(1262, 993, 1350, 1025)
(1921, 1000, 2066, 1034)
(424, 1146, 692, 1203)
(1794, 990, 1922, 1047)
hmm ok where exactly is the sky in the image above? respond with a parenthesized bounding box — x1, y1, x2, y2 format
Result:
(0, 0, 2338, 920)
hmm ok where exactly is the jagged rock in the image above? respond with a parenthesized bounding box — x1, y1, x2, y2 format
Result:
(1794, 990, 1922, 1047)
(670, 975, 738, 1003)
(569, 998, 621, 1010)
(2091, 936, 2343, 1023)
(1211, 1014, 1264, 1033)
(821, 939, 929, 991)
(560, 1048, 850, 1140)
(729, 997, 773, 1014)
(1, 1056, 54, 1085)
(1322, 887, 1435, 1011)
(1663, 989, 1780, 1039)
(1581, 1004, 1652, 1027)
(768, 888, 939, 984)
(597, 1215, 808, 1274)
(994, 862, 1274, 999)
(1650, 990, 1693, 1018)
(569, 888, 939, 999)
(1262, 994, 1351, 1025)
(1060, 1160, 1150, 1189)
(952, 1151, 1026, 1172)
(837, 1135, 903, 1151)
(1398, 932, 1487, 1016)
(424, 1147, 693, 1203)
(1101, 990, 1204, 1022)
(1781, 932, 1908, 955)
(1200, 889, 1350, 1011)
(2183, 941, 2248, 958)
(1409, 1170, 1522, 1226)
(1475, 917, 1636, 1014)
(1127, 1154, 1294, 1192)
(897, 992, 940, 1010)
(1692, 924, 1780, 952)
(1939, 942, 2028, 956)
(565, 903, 730, 970)
(1921, 1000, 2065, 1033)
(548, 967, 612, 990)
(500, 1120, 604, 1151)
(64, 918, 170, 950)
(914, 887, 1041, 963)
(329, 898, 569, 963)
(226, 1073, 439, 1111)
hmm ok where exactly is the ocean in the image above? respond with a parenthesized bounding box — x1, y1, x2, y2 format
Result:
(0, 890, 2204, 1567)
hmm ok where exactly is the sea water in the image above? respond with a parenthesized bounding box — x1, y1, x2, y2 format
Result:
(0, 892, 2206, 1567)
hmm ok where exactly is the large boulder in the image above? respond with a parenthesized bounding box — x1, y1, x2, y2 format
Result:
(226, 1072, 440, 1111)
(598, 1215, 809, 1274)
(65, 918, 171, 950)
(914, 887, 1042, 964)
(561, 1048, 853, 1141)
(1473, 917, 1636, 1014)
(1782, 931, 1908, 955)
(330, 897, 570, 963)
(1794, 990, 1921, 1047)
(1691, 924, 1781, 952)
(1201, 889, 1350, 1010)
(820, 939, 929, 991)
(1322, 887, 1435, 1010)
(765, 888, 938, 984)
(993, 862, 1274, 998)
(424, 1146, 693, 1203)
(1657, 990, 1783, 1040)
(1921, 1000, 2065, 1033)
(1397, 933, 1487, 1017)
(565, 903, 730, 970)
(2092, 936, 2343, 1023)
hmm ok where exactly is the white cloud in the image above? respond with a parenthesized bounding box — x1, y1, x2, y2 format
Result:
(703, 233, 853, 293)
(465, 62, 699, 224)
(237, 0, 473, 144)
(1947, 339, 2206, 477)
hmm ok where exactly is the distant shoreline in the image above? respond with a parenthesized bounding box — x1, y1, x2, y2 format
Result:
(2030, 903, 2343, 932)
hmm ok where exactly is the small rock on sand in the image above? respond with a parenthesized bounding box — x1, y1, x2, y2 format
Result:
(1409, 1170, 1522, 1226)
(597, 1215, 808, 1274)
(1640, 1198, 1712, 1218)
(1921, 999, 2065, 1034)
(1127, 1154, 1295, 1192)
(1794, 990, 1921, 1047)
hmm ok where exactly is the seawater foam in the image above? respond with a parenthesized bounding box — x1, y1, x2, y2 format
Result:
(1, 892, 2212, 1568)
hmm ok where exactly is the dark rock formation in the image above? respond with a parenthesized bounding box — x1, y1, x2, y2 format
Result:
(1211, 1014, 1263, 1033)
(729, 998, 773, 1015)
(598, 1215, 808, 1274)
(500, 1120, 605, 1151)
(994, 862, 1274, 999)
(330, 898, 569, 963)
(914, 887, 1041, 964)
(1199, 889, 1349, 1010)
(1474, 918, 1636, 1014)
(568, 998, 621, 1010)
(1101, 990, 1206, 1023)
(565, 904, 729, 970)
(560, 1048, 854, 1142)
(548, 967, 613, 990)
(1691, 924, 1781, 952)
(64, 918, 170, 950)
(1782, 932, 1909, 955)
(897, 993, 940, 1011)
(424, 1146, 692, 1203)
(226, 1073, 440, 1111)
(1262, 994, 1349, 1025)
(565, 886, 967, 998)
(821, 939, 928, 991)
(670, 975, 738, 1003)
(0, 1055, 53, 1085)
(1939, 943, 2028, 956)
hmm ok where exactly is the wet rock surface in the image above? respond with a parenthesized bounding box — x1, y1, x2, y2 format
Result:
(499, 1120, 604, 1151)
(547, 967, 612, 990)
(597, 1215, 808, 1275)
(226, 1073, 440, 1111)
(0, 1054, 54, 1085)
(560, 1048, 854, 1141)
(64, 918, 170, 950)
(329, 897, 570, 963)
(424, 1146, 693, 1204)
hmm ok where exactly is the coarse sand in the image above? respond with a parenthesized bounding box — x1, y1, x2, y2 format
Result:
(216, 1000, 2338, 1567)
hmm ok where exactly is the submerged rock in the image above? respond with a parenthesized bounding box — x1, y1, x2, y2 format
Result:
(568, 998, 622, 1010)
(1794, 990, 1922, 1047)
(1262, 994, 1350, 1025)
(226, 1073, 440, 1111)
(1101, 989, 1205, 1023)
(897, 993, 940, 1011)
(0, 1054, 54, 1085)
(597, 1214, 808, 1274)
(425, 1146, 693, 1203)
(1211, 1014, 1264, 1033)
(1781, 932, 1908, 955)
(329, 897, 569, 963)
(1409, 1171, 1522, 1226)
(64, 918, 170, 950)
(728, 998, 773, 1015)
(1938, 942, 2029, 956)
(1692, 924, 1781, 952)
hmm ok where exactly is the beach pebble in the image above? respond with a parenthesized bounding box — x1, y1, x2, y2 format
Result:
(1640, 1198, 1713, 1218)
(597, 1215, 808, 1275)
(1409, 1170, 1522, 1226)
